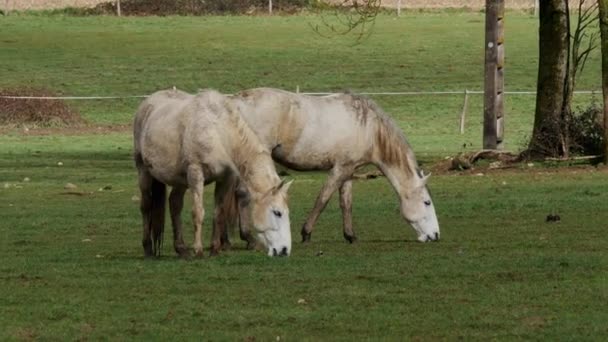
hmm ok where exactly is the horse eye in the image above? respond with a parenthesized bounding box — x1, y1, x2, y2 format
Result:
(424, 200, 431, 206)
(272, 210, 282, 218)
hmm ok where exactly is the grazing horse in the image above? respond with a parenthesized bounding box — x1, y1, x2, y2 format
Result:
(228, 88, 439, 244)
(133, 88, 293, 257)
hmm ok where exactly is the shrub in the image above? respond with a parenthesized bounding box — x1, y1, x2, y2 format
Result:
(569, 103, 604, 156)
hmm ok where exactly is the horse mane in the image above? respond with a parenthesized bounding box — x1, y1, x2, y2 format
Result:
(197, 89, 277, 193)
(344, 93, 418, 176)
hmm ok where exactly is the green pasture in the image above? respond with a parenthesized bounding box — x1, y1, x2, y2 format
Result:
(1, 11, 607, 340)
(0, 11, 603, 153)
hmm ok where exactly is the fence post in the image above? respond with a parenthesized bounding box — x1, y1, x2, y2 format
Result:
(296, 85, 300, 94)
(4, 0, 8, 15)
(397, 0, 401, 16)
(460, 89, 469, 134)
(116, 0, 121, 16)
(269, 0, 272, 14)
(533, 0, 539, 16)
(483, 0, 505, 150)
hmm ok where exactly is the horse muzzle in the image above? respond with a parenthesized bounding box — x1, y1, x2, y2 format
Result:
(270, 246, 290, 257)
(418, 232, 440, 242)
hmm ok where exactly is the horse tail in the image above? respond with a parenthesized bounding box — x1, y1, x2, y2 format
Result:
(150, 178, 166, 256)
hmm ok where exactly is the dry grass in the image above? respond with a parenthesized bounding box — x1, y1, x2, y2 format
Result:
(0, 87, 85, 127)
(3, 0, 106, 11)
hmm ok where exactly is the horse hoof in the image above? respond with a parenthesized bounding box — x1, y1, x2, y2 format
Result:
(194, 249, 204, 258)
(220, 241, 232, 251)
(245, 240, 256, 250)
(301, 231, 312, 243)
(344, 233, 357, 244)
(209, 248, 220, 257)
(143, 241, 154, 257)
(176, 248, 191, 259)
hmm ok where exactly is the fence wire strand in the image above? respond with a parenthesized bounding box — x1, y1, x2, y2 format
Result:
(0, 89, 601, 100)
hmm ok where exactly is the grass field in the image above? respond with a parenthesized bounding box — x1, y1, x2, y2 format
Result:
(1, 11, 608, 340)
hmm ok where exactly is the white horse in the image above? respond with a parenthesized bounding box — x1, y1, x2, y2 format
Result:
(228, 88, 439, 244)
(133, 89, 293, 257)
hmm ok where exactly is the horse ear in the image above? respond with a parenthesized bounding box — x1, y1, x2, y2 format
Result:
(276, 179, 293, 195)
(421, 172, 431, 183)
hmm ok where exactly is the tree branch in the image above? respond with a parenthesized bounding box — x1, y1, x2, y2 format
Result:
(311, 0, 381, 43)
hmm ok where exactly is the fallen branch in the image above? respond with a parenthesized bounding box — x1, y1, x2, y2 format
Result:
(469, 149, 521, 163)
(450, 149, 521, 171)
(545, 154, 602, 161)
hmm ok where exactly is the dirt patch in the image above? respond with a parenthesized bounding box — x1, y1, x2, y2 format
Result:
(0, 87, 85, 128)
(3, 0, 106, 11)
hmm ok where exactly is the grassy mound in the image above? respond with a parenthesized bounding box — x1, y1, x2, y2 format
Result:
(0, 87, 85, 127)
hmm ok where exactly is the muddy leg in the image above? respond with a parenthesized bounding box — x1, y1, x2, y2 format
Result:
(236, 181, 256, 249)
(210, 176, 233, 256)
(301, 166, 353, 242)
(169, 186, 189, 258)
(138, 170, 154, 257)
(220, 224, 231, 251)
(340, 179, 357, 243)
(218, 176, 239, 251)
(187, 164, 205, 257)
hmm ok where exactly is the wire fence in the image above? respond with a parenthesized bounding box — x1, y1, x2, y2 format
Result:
(0, 89, 601, 100)
(1, 88, 602, 134)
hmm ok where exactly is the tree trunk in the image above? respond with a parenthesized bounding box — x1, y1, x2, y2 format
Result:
(599, 0, 608, 163)
(528, 0, 570, 158)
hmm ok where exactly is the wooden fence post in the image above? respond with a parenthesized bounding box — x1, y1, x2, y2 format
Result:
(397, 0, 402, 16)
(483, 0, 505, 149)
(116, 0, 121, 16)
(460, 89, 469, 134)
(269, 0, 272, 14)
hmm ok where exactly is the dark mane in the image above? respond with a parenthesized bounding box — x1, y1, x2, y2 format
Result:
(343, 93, 417, 176)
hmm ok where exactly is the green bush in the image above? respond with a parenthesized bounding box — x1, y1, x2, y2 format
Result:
(569, 103, 604, 156)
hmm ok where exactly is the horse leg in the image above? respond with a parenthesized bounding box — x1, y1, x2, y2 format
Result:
(138, 169, 154, 257)
(219, 221, 231, 251)
(339, 179, 357, 243)
(218, 175, 238, 251)
(187, 164, 205, 257)
(210, 176, 232, 256)
(169, 186, 189, 258)
(301, 166, 354, 242)
(235, 181, 256, 249)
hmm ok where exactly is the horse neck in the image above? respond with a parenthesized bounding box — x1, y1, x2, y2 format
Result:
(372, 116, 419, 199)
(228, 116, 279, 195)
(238, 152, 279, 195)
(377, 162, 420, 200)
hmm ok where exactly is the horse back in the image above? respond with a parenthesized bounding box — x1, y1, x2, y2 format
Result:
(237, 88, 376, 169)
(133, 90, 197, 185)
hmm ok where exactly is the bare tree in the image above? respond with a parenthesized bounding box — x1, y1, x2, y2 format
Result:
(311, 0, 381, 42)
(599, 0, 608, 163)
(311, 0, 599, 158)
(528, 0, 598, 158)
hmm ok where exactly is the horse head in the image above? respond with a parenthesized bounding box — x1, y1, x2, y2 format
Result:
(399, 171, 440, 242)
(248, 179, 293, 256)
